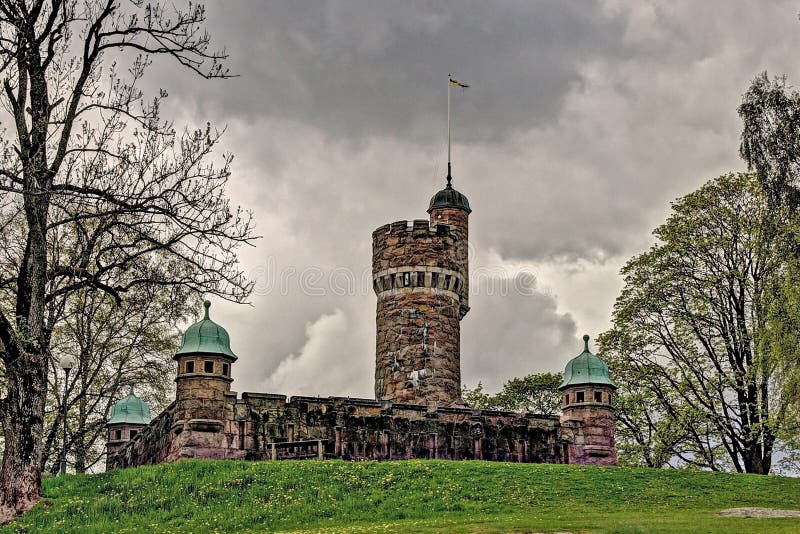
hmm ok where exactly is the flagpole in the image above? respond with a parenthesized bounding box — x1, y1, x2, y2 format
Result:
(447, 73, 452, 187)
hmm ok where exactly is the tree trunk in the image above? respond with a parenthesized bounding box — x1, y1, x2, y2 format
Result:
(0, 353, 47, 523)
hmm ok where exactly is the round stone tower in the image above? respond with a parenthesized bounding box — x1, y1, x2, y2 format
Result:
(372, 176, 471, 407)
(106, 385, 151, 469)
(173, 300, 237, 433)
(559, 335, 618, 465)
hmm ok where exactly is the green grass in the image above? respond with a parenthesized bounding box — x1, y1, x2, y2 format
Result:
(3, 460, 800, 533)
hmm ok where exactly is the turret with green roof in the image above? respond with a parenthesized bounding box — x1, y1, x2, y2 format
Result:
(173, 300, 235, 433)
(175, 300, 237, 360)
(108, 385, 152, 426)
(106, 385, 152, 469)
(559, 335, 617, 390)
(558, 335, 618, 466)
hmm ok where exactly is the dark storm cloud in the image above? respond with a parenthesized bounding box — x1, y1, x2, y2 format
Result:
(138, 1, 800, 394)
(155, 1, 630, 143)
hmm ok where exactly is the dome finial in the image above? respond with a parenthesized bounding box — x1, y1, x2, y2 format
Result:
(203, 300, 211, 319)
(127, 383, 134, 396)
(446, 163, 453, 189)
(583, 334, 590, 352)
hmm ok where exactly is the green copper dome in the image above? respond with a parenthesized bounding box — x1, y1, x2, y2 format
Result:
(559, 335, 617, 390)
(108, 386, 152, 426)
(175, 300, 237, 360)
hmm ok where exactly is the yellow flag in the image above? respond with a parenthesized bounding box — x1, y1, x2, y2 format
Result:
(449, 77, 470, 88)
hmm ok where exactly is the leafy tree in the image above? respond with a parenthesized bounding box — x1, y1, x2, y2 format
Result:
(739, 73, 800, 210)
(757, 226, 800, 456)
(462, 372, 562, 415)
(738, 73, 800, 461)
(0, 1, 255, 520)
(461, 382, 497, 410)
(600, 173, 793, 474)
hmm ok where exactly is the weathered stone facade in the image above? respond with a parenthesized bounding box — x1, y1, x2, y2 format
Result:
(110, 394, 565, 468)
(559, 385, 617, 466)
(107, 179, 618, 470)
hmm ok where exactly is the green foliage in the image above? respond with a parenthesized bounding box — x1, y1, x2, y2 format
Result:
(739, 72, 800, 209)
(461, 382, 496, 410)
(759, 223, 800, 450)
(4, 460, 800, 533)
(601, 173, 793, 474)
(462, 372, 562, 414)
(737, 71, 800, 469)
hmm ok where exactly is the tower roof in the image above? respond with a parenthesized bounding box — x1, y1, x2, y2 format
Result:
(108, 386, 152, 426)
(175, 300, 237, 360)
(428, 182, 472, 213)
(559, 335, 617, 390)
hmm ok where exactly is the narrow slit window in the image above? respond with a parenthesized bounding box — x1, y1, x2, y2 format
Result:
(403, 272, 411, 287)
(431, 272, 439, 288)
(185, 360, 195, 374)
(417, 272, 426, 287)
(204, 360, 214, 373)
(564, 394, 569, 405)
(389, 273, 396, 288)
(222, 363, 230, 376)
(594, 391, 602, 402)
(576, 391, 585, 403)
(444, 274, 452, 290)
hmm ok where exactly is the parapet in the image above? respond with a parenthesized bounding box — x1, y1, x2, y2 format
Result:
(372, 219, 465, 276)
(372, 219, 453, 241)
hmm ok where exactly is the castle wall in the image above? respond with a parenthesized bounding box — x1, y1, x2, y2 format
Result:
(372, 220, 468, 406)
(107, 394, 566, 468)
(108, 402, 177, 469)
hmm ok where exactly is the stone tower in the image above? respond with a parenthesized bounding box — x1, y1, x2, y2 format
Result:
(372, 176, 471, 407)
(173, 300, 237, 439)
(559, 335, 618, 466)
(106, 386, 151, 470)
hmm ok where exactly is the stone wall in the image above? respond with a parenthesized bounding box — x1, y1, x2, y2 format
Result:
(107, 394, 567, 469)
(560, 402, 617, 466)
(427, 206, 470, 311)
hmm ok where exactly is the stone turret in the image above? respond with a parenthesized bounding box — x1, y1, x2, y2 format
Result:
(372, 177, 471, 407)
(559, 335, 617, 465)
(106, 386, 151, 469)
(172, 300, 237, 454)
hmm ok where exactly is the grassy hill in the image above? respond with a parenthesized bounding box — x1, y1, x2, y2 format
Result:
(3, 460, 800, 533)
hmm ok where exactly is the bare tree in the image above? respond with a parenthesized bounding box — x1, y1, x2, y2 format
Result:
(40, 284, 198, 474)
(0, 1, 255, 521)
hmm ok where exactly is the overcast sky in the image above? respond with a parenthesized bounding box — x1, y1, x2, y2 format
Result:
(147, 1, 800, 398)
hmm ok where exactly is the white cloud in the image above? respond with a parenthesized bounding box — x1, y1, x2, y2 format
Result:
(260, 308, 373, 398)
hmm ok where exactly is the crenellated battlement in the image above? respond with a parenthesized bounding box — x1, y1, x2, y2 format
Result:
(372, 219, 453, 243)
(372, 219, 464, 277)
